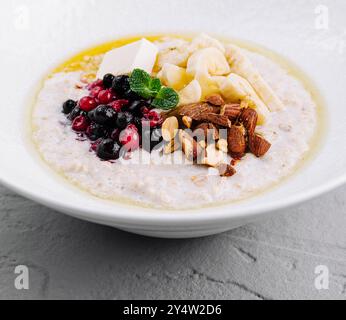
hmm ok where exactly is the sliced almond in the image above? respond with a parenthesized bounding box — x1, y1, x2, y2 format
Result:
(227, 125, 246, 159)
(201, 144, 226, 167)
(198, 113, 232, 128)
(182, 116, 193, 128)
(179, 103, 220, 120)
(218, 164, 236, 177)
(217, 139, 228, 153)
(162, 116, 179, 141)
(163, 139, 180, 155)
(193, 123, 219, 141)
(179, 130, 200, 160)
(249, 134, 271, 157)
(240, 107, 258, 135)
(206, 94, 225, 106)
(220, 104, 242, 120)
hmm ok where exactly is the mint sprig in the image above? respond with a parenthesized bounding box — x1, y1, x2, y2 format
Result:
(129, 69, 161, 99)
(129, 69, 179, 110)
(152, 87, 179, 110)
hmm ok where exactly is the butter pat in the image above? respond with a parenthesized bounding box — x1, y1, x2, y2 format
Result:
(97, 39, 158, 79)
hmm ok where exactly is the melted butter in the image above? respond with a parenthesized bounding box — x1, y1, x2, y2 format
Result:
(30, 33, 327, 211)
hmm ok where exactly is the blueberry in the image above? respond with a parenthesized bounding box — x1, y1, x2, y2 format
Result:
(86, 123, 108, 141)
(96, 138, 122, 160)
(127, 100, 147, 114)
(133, 117, 143, 131)
(103, 73, 115, 89)
(89, 105, 117, 126)
(112, 75, 130, 96)
(62, 99, 77, 114)
(116, 112, 134, 130)
(68, 106, 87, 121)
(123, 89, 142, 101)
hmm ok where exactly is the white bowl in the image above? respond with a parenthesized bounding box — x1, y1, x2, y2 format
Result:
(1, 0, 345, 238)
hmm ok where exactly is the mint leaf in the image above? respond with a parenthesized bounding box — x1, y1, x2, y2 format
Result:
(149, 78, 162, 94)
(152, 87, 179, 110)
(129, 69, 162, 99)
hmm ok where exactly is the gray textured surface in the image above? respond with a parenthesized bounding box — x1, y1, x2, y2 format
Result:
(0, 184, 345, 300)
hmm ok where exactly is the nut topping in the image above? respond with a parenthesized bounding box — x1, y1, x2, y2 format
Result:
(206, 94, 225, 106)
(216, 139, 228, 153)
(179, 130, 200, 160)
(162, 116, 179, 141)
(240, 107, 258, 136)
(227, 125, 246, 159)
(218, 164, 236, 177)
(202, 145, 226, 167)
(182, 116, 193, 128)
(193, 123, 219, 141)
(220, 104, 242, 120)
(249, 134, 271, 157)
(198, 113, 232, 128)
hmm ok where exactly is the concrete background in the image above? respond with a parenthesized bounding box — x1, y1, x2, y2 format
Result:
(0, 183, 345, 300)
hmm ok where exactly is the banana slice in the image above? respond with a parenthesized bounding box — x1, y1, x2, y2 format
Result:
(178, 80, 202, 106)
(195, 73, 222, 100)
(189, 34, 226, 54)
(156, 45, 190, 69)
(225, 44, 284, 112)
(158, 63, 192, 91)
(220, 73, 270, 124)
(187, 47, 231, 77)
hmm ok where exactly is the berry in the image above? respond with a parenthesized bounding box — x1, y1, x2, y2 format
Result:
(89, 105, 117, 126)
(103, 73, 115, 89)
(112, 75, 130, 96)
(62, 99, 77, 114)
(123, 89, 141, 101)
(109, 99, 129, 112)
(86, 123, 108, 141)
(87, 79, 103, 90)
(110, 128, 121, 141)
(119, 124, 140, 151)
(72, 115, 89, 132)
(90, 139, 102, 152)
(127, 100, 147, 114)
(68, 107, 87, 121)
(98, 89, 116, 104)
(141, 106, 151, 116)
(116, 112, 134, 130)
(89, 86, 103, 98)
(79, 96, 97, 112)
(143, 110, 163, 128)
(133, 117, 143, 131)
(96, 138, 122, 160)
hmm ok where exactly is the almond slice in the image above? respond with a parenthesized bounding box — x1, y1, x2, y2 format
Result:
(198, 113, 232, 128)
(217, 139, 228, 153)
(227, 125, 246, 159)
(218, 164, 236, 177)
(162, 116, 179, 141)
(240, 107, 258, 136)
(163, 139, 180, 155)
(193, 123, 219, 141)
(206, 94, 225, 106)
(182, 116, 193, 128)
(249, 134, 271, 157)
(220, 103, 242, 120)
(201, 144, 226, 167)
(179, 130, 200, 160)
